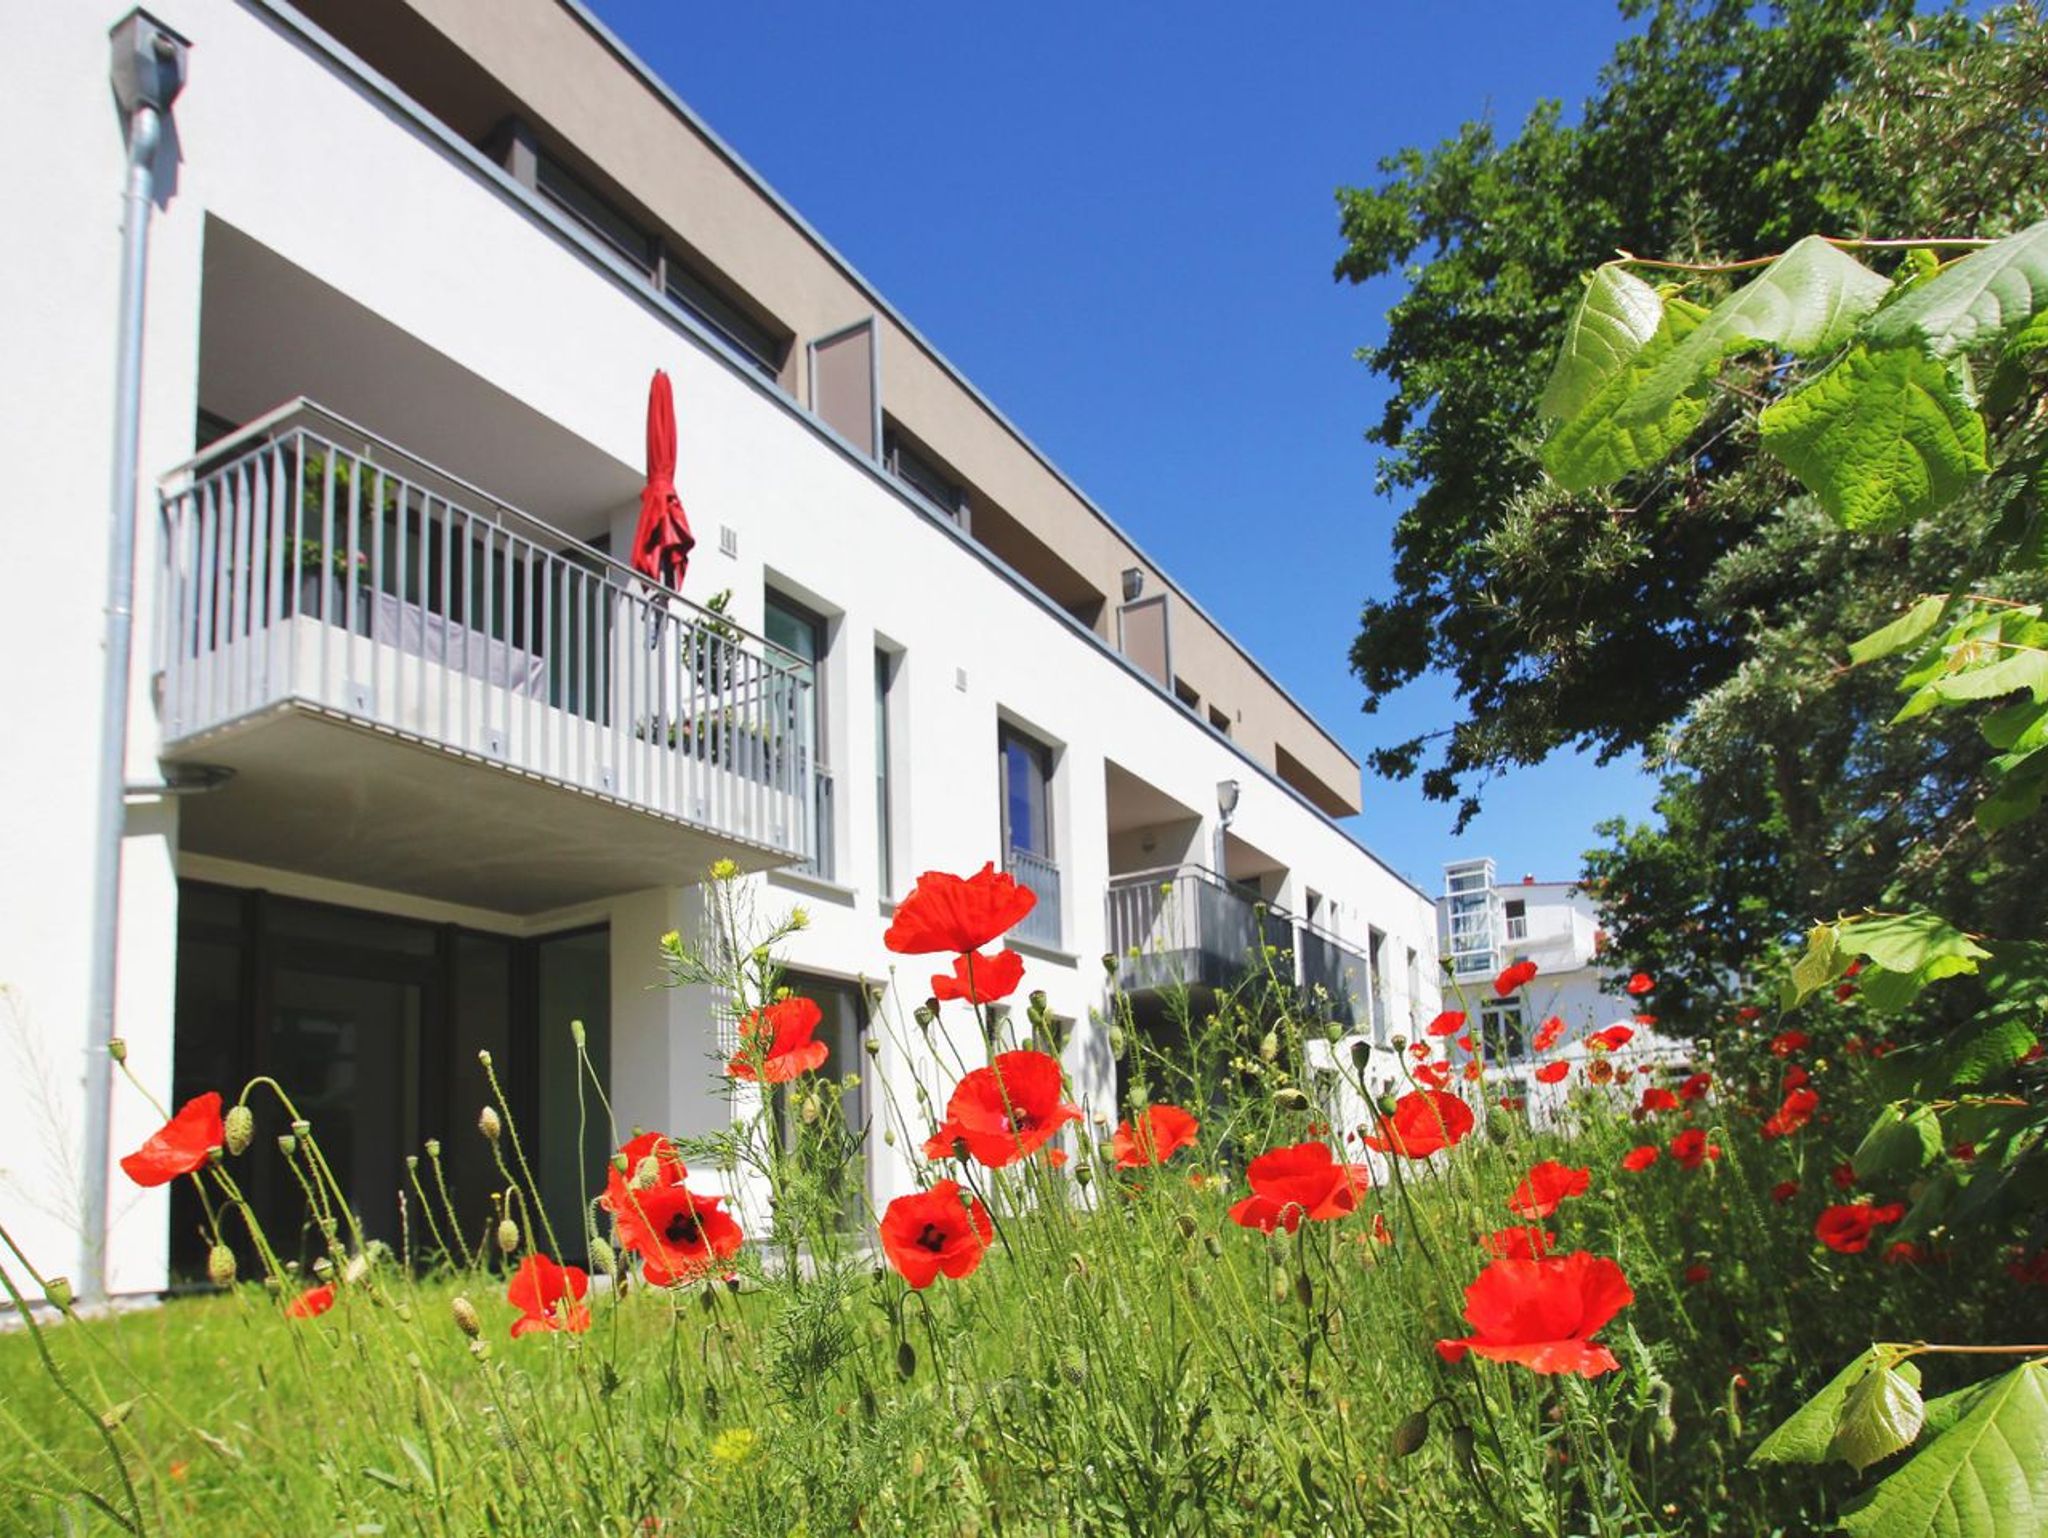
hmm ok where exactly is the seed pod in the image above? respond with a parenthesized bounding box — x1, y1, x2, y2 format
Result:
(1203, 1235, 1223, 1260)
(896, 1340, 917, 1380)
(452, 1296, 482, 1339)
(864, 1037, 881, 1058)
(1074, 1163, 1092, 1188)
(1450, 1423, 1476, 1466)
(1273, 1086, 1310, 1112)
(610, 1150, 628, 1174)
(424, 1139, 442, 1160)
(1294, 1272, 1314, 1310)
(1350, 1041, 1373, 1073)
(1392, 1409, 1430, 1457)
(1175, 1215, 1197, 1241)
(1101, 952, 1118, 976)
(406, 1154, 419, 1172)
(43, 1276, 74, 1311)
(206, 1245, 236, 1287)
(468, 1339, 490, 1361)
(343, 1253, 371, 1286)
(276, 1134, 297, 1158)
(478, 1106, 503, 1142)
(1388, 1033, 1408, 1054)
(1485, 1109, 1513, 1145)
(477, 1049, 494, 1069)
(913, 1005, 936, 1031)
(1325, 1021, 1344, 1043)
(570, 1018, 586, 1049)
(223, 1104, 255, 1157)
(882, 1127, 897, 1147)
(496, 1218, 519, 1255)
(311, 1255, 333, 1278)
(108, 1038, 128, 1063)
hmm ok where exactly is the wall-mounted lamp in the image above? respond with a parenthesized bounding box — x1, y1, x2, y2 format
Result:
(1140, 831, 1158, 854)
(1120, 567, 1145, 602)
(1217, 779, 1241, 822)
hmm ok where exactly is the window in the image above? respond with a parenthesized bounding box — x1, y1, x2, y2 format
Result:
(766, 591, 832, 879)
(999, 724, 1060, 946)
(884, 428, 968, 524)
(874, 649, 898, 896)
(666, 257, 786, 379)
(533, 153, 656, 276)
(1207, 704, 1232, 737)
(1173, 678, 1201, 713)
(1505, 897, 1528, 941)
(1480, 998, 1527, 1059)
(774, 969, 869, 1228)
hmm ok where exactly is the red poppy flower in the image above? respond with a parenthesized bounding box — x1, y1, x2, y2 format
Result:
(1587, 1024, 1634, 1052)
(1815, 1201, 1905, 1254)
(1227, 1141, 1370, 1232)
(1621, 1145, 1660, 1172)
(884, 863, 1036, 955)
(1111, 1104, 1200, 1168)
(1426, 1010, 1467, 1038)
(1494, 959, 1539, 997)
(118, 1092, 224, 1187)
(1454, 1033, 1476, 1054)
(1361, 1090, 1475, 1159)
(1046, 1147, 1069, 1169)
(507, 1254, 592, 1337)
(1509, 1161, 1590, 1219)
(2007, 1248, 2048, 1286)
(1498, 1096, 1527, 1112)
(1845, 1036, 1867, 1056)
(1484, 1226, 1557, 1260)
(600, 1132, 688, 1218)
(1370, 1211, 1394, 1245)
(945, 1050, 1080, 1168)
(1407, 1041, 1430, 1061)
(615, 1185, 744, 1286)
(1884, 1241, 1937, 1267)
(1683, 1263, 1711, 1286)
(1953, 1142, 1978, 1163)
(1677, 1073, 1712, 1102)
(1834, 981, 1857, 1002)
(1435, 1251, 1634, 1377)
(1534, 1060, 1571, 1085)
(1625, 972, 1655, 997)
(880, 1180, 993, 1288)
(1831, 1161, 1857, 1191)
(1639, 1087, 1679, 1114)
(1782, 1064, 1811, 1091)
(1737, 1005, 1763, 1022)
(1771, 1180, 1800, 1204)
(1669, 1128, 1720, 1169)
(285, 1284, 335, 1320)
(1532, 1016, 1565, 1053)
(1413, 1060, 1453, 1090)
(1633, 1013, 1658, 1027)
(1461, 1061, 1483, 1082)
(1769, 1030, 1809, 1057)
(1762, 1087, 1820, 1140)
(930, 948, 1026, 1005)
(727, 997, 830, 1083)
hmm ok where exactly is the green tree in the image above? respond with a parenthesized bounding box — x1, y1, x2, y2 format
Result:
(1336, 0, 2046, 824)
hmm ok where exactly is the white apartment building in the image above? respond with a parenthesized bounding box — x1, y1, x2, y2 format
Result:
(3, 0, 1441, 1297)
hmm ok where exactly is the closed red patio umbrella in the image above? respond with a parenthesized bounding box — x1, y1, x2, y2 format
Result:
(630, 369, 694, 590)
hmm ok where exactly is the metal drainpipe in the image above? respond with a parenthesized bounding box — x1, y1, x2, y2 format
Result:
(83, 11, 188, 1304)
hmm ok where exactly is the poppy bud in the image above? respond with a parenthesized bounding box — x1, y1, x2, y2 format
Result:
(223, 1104, 255, 1157)
(200, 1243, 235, 1286)
(589, 1239, 616, 1279)
(425, 1139, 442, 1159)
(468, 1339, 490, 1361)
(1101, 953, 1118, 976)
(632, 1156, 661, 1190)
(1325, 1021, 1344, 1043)
(859, 1384, 878, 1421)
(610, 1150, 628, 1174)
(1294, 1272, 1314, 1310)
(394, 1303, 412, 1323)
(1273, 1087, 1309, 1112)
(1108, 1027, 1125, 1055)
(1392, 1409, 1431, 1457)
(276, 1134, 297, 1158)
(896, 1340, 916, 1380)
(343, 1253, 371, 1286)
(1175, 1215, 1197, 1241)
(1388, 1033, 1407, 1053)
(108, 1037, 128, 1063)
(1259, 1031, 1279, 1063)
(1203, 1235, 1223, 1260)
(698, 1284, 718, 1315)
(570, 1018, 586, 1049)
(478, 1106, 502, 1142)
(1029, 989, 1049, 1016)
(882, 1127, 897, 1147)
(1485, 1109, 1513, 1144)
(913, 1005, 936, 1031)
(43, 1276, 73, 1311)
(497, 1219, 519, 1255)
(452, 1296, 481, 1339)
(1450, 1423, 1476, 1466)
(864, 1037, 881, 1058)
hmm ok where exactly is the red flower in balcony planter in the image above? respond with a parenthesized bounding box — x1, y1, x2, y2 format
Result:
(1771, 1180, 1800, 1204)
(726, 997, 830, 1083)
(616, 1185, 744, 1286)
(1625, 972, 1655, 997)
(1484, 1225, 1557, 1260)
(1669, 1128, 1720, 1170)
(1111, 1104, 1200, 1169)
(1639, 1087, 1679, 1114)
(1227, 1141, 1370, 1233)
(1587, 1024, 1634, 1052)
(945, 1050, 1080, 1169)
(285, 1284, 335, 1320)
(1678, 1072, 1712, 1102)
(1621, 1145, 1660, 1172)
(1435, 1251, 1634, 1377)
(1361, 1090, 1474, 1159)
(930, 948, 1025, 1005)
(1532, 1016, 1565, 1053)
(507, 1254, 591, 1337)
(884, 863, 1036, 955)
(1509, 1161, 1590, 1219)
(1762, 1087, 1820, 1140)
(880, 1180, 993, 1289)
(1815, 1200, 1906, 1255)
(1769, 1030, 1809, 1058)
(119, 1092, 224, 1187)
(1494, 959, 1539, 997)
(1426, 1010, 1467, 1038)
(1534, 1060, 1571, 1084)
(600, 1131, 688, 1220)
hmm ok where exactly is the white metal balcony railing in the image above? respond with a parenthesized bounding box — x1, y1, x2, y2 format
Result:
(1104, 865, 1293, 995)
(1004, 846, 1063, 949)
(797, 766, 835, 881)
(156, 401, 815, 863)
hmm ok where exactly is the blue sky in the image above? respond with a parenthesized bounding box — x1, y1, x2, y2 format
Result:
(589, 0, 1663, 893)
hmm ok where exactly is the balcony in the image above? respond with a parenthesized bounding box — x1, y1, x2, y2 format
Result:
(1296, 922, 1372, 1030)
(154, 401, 815, 912)
(1105, 865, 1292, 993)
(1005, 846, 1063, 949)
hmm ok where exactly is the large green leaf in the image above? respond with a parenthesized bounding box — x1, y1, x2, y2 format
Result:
(1759, 343, 1988, 530)
(1540, 265, 1666, 423)
(1543, 298, 1712, 490)
(1840, 912, 1991, 979)
(1833, 1360, 1928, 1473)
(1850, 595, 1951, 667)
(1623, 237, 1890, 421)
(1781, 921, 1844, 1011)
(1931, 646, 2048, 704)
(1864, 219, 2048, 359)
(1852, 1103, 1943, 1181)
(1841, 1360, 2048, 1537)
(1753, 1347, 1921, 1467)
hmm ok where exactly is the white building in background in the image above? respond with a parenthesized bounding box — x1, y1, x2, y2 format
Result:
(3, 0, 1441, 1296)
